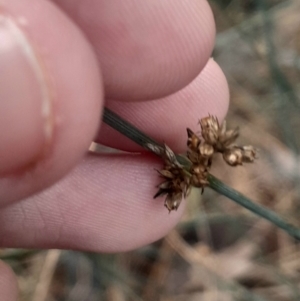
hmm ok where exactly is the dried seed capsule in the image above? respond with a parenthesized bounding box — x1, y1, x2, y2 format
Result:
(157, 181, 171, 190)
(199, 142, 214, 158)
(223, 147, 243, 166)
(219, 119, 227, 136)
(164, 193, 182, 212)
(154, 142, 193, 212)
(190, 164, 209, 187)
(222, 145, 257, 166)
(218, 127, 239, 148)
(241, 145, 257, 162)
(191, 173, 209, 187)
(157, 169, 175, 179)
(199, 116, 219, 145)
(153, 188, 168, 198)
(187, 150, 199, 164)
(187, 128, 201, 151)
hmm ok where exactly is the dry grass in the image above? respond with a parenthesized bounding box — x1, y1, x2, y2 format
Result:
(3, 1, 300, 300)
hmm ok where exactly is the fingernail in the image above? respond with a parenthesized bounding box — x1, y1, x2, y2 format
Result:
(0, 15, 52, 175)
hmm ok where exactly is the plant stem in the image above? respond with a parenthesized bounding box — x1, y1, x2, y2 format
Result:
(102, 107, 300, 241)
(103, 108, 164, 152)
(208, 174, 300, 240)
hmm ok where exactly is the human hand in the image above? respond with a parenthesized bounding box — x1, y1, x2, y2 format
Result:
(0, 0, 229, 298)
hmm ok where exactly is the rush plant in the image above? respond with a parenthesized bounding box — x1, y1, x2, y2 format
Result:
(103, 107, 300, 241)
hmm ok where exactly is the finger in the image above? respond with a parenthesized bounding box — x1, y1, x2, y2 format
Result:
(98, 59, 229, 152)
(52, 0, 216, 100)
(0, 0, 103, 206)
(0, 154, 185, 252)
(0, 261, 18, 301)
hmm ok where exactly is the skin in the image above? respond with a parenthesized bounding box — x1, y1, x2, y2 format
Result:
(0, 0, 229, 299)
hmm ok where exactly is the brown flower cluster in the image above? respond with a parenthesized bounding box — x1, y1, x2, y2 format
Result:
(154, 116, 257, 212)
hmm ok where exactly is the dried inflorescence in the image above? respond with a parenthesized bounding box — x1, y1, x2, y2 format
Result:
(154, 116, 257, 212)
(153, 145, 191, 211)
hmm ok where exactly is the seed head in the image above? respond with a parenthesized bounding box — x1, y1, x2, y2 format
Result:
(199, 116, 240, 152)
(223, 145, 257, 166)
(155, 116, 257, 212)
(223, 148, 244, 166)
(154, 144, 192, 212)
(200, 116, 219, 145)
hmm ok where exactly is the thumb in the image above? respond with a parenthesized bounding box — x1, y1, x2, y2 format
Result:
(0, 0, 103, 206)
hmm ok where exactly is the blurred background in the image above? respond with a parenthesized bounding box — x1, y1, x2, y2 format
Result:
(3, 0, 300, 300)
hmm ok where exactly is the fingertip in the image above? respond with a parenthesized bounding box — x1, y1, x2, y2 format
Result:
(0, 0, 103, 205)
(0, 155, 185, 252)
(198, 58, 230, 120)
(53, 0, 216, 100)
(99, 58, 229, 152)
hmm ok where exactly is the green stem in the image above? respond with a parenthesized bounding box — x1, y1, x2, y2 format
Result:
(102, 107, 300, 241)
(208, 174, 300, 240)
(103, 108, 163, 153)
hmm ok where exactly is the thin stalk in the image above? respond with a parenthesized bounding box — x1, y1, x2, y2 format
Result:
(102, 107, 300, 241)
(103, 108, 164, 153)
(208, 174, 300, 240)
